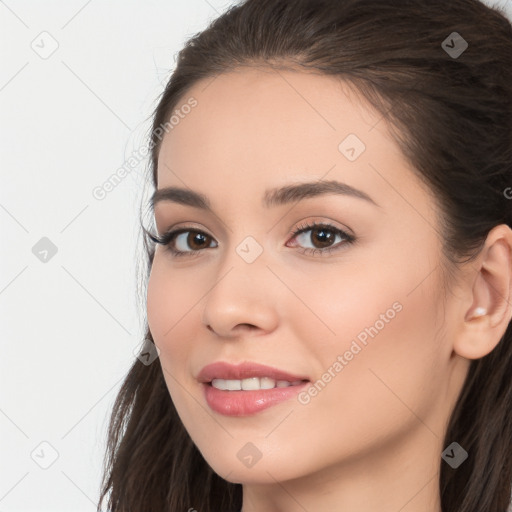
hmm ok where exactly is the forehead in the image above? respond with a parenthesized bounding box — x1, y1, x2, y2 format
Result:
(155, 67, 428, 214)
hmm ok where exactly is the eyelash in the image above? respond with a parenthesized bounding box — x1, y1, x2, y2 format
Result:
(146, 221, 356, 258)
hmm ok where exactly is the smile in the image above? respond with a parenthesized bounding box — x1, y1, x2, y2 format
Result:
(211, 377, 307, 390)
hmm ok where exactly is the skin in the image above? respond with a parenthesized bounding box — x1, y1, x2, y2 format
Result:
(146, 67, 512, 512)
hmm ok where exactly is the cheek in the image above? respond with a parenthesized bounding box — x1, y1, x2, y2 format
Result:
(146, 260, 198, 363)
(288, 241, 442, 370)
(293, 258, 445, 440)
(146, 262, 202, 417)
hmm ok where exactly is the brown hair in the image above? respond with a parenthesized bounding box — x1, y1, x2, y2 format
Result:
(97, 0, 512, 510)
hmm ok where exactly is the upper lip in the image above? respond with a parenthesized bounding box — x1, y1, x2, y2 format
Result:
(197, 361, 310, 383)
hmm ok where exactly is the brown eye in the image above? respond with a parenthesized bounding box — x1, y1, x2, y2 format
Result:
(298, 226, 338, 249)
(149, 227, 217, 257)
(175, 231, 213, 251)
(287, 221, 356, 257)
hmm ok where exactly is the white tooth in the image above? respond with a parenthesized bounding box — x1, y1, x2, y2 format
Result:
(226, 379, 242, 390)
(211, 378, 228, 390)
(212, 377, 297, 390)
(260, 377, 276, 389)
(241, 377, 260, 390)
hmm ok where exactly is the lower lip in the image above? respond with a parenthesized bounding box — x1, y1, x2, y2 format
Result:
(203, 382, 310, 416)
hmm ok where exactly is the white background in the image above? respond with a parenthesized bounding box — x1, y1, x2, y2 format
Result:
(1, 1, 511, 510)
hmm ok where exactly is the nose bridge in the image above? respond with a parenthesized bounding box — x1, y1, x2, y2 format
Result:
(215, 213, 270, 277)
(201, 232, 279, 335)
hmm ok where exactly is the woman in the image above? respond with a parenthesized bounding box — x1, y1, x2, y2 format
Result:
(97, 0, 512, 510)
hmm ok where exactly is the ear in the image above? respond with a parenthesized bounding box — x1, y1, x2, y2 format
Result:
(453, 224, 512, 360)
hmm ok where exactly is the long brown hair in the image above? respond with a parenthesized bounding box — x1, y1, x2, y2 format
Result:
(97, 1, 512, 510)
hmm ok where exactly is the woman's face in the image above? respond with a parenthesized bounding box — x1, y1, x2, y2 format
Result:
(146, 68, 469, 488)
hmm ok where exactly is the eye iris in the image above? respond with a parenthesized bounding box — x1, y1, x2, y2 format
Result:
(188, 231, 209, 250)
(312, 227, 334, 248)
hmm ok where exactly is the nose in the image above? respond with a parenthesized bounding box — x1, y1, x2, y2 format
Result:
(201, 253, 279, 339)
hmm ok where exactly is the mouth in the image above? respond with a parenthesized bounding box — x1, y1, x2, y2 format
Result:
(197, 361, 311, 416)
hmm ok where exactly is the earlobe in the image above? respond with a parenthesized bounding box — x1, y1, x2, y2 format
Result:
(454, 225, 512, 360)
(465, 306, 487, 320)
(463, 269, 491, 324)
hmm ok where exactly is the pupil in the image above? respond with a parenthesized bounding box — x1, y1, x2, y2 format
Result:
(314, 228, 333, 248)
(191, 232, 207, 249)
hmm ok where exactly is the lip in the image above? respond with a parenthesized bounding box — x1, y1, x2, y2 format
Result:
(202, 381, 310, 416)
(197, 361, 311, 417)
(197, 361, 309, 383)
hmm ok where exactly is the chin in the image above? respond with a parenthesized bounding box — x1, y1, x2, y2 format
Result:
(200, 449, 310, 485)
(215, 466, 292, 485)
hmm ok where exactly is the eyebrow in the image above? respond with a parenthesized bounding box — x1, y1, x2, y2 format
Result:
(151, 180, 380, 211)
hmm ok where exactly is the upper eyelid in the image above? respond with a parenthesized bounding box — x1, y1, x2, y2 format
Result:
(153, 210, 354, 231)
(154, 217, 219, 235)
(156, 219, 350, 237)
